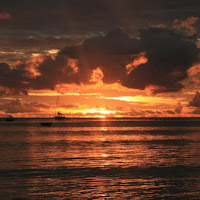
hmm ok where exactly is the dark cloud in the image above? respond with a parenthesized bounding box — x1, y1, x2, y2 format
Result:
(62, 25, 199, 93)
(0, 32, 77, 63)
(31, 29, 135, 87)
(174, 102, 183, 114)
(28, 53, 83, 90)
(127, 108, 178, 117)
(0, 35, 74, 51)
(0, 88, 27, 96)
(0, 62, 28, 94)
(0, 0, 200, 32)
(188, 91, 200, 107)
(0, 23, 199, 94)
(0, 52, 80, 92)
(0, 0, 200, 62)
(62, 28, 140, 84)
(188, 91, 200, 114)
(165, 110, 176, 114)
(60, 104, 79, 109)
(128, 108, 160, 117)
(0, 98, 49, 113)
(122, 27, 199, 93)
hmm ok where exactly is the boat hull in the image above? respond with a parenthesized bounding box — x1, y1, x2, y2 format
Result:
(40, 122, 52, 126)
(54, 116, 66, 120)
(5, 118, 14, 121)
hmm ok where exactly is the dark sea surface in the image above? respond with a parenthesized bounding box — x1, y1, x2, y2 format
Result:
(0, 118, 200, 200)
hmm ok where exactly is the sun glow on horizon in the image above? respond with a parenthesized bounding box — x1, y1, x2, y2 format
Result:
(49, 106, 118, 118)
(83, 108, 116, 118)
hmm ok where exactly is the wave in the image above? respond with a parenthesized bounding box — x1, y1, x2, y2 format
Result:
(1, 165, 199, 180)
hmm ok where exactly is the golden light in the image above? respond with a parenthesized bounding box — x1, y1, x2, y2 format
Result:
(47, 49, 59, 55)
(45, 106, 117, 118)
(29, 91, 62, 96)
(100, 95, 182, 105)
(80, 108, 116, 118)
(87, 108, 115, 114)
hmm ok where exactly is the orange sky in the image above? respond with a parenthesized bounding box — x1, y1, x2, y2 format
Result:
(1, 46, 200, 118)
(0, 1, 200, 118)
(0, 80, 198, 118)
(1, 37, 200, 118)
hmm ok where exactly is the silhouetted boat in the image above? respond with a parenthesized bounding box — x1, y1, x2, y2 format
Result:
(5, 115, 14, 121)
(54, 112, 66, 120)
(54, 90, 66, 120)
(40, 122, 52, 126)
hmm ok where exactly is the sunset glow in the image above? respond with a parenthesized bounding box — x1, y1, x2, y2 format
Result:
(0, 1, 200, 118)
(83, 108, 116, 118)
(1, 2, 200, 200)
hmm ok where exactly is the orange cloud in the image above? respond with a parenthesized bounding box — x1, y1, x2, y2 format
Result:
(90, 67, 104, 83)
(0, 98, 49, 117)
(67, 58, 79, 74)
(126, 52, 148, 74)
(188, 64, 200, 76)
(0, 11, 11, 20)
(173, 16, 199, 36)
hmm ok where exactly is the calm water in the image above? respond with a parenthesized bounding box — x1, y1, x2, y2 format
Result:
(0, 118, 200, 199)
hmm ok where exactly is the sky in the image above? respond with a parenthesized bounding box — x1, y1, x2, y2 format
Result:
(1, 0, 200, 118)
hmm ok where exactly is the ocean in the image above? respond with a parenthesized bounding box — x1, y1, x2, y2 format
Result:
(0, 118, 200, 199)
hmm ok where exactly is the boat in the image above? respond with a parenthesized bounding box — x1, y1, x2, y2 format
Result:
(54, 89, 66, 120)
(5, 115, 14, 121)
(54, 112, 66, 120)
(40, 122, 52, 126)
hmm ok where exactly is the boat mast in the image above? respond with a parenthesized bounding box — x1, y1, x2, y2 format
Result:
(55, 89, 60, 115)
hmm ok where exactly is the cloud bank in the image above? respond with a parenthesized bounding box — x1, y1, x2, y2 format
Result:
(122, 27, 199, 93)
(0, 19, 199, 95)
(0, 98, 49, 113)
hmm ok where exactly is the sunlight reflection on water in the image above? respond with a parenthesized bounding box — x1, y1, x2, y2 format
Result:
(0, 118, 200, 199)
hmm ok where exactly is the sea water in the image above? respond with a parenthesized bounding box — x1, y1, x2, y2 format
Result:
(0, 118, 199, 199)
